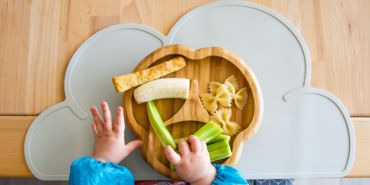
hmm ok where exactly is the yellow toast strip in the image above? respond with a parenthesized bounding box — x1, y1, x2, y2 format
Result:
(112, 57, 186, 93)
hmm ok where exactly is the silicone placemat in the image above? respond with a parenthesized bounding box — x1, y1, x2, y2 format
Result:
(25, 0, 354, 180)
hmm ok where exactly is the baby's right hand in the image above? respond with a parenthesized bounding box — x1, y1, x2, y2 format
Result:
(164, 135, 216, 185)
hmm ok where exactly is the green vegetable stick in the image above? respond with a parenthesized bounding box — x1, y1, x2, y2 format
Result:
(207, 140, 232, 162)
(175, 121, 225, 144)
(146, 101, 177, 149)
(207, 134, 230, 144)
(194, 121, 223, 143)
(170, 163, 176, 171)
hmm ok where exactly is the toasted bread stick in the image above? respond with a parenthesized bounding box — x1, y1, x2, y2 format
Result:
(112, 57, 186, 93)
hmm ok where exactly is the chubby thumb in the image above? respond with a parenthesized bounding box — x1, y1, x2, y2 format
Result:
(125, 140, 143, 154)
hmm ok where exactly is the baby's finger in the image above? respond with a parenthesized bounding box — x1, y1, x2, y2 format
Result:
(90, 106, 103, 132)
(91, 123, 98, 135)
(188, 135, 202, 153)
(125, 140, 143, 154)
(115, 106, 125, 134)
(101, 101, 112, 131)
(164, 146, 181, 165)
(178, 140, 190, 157)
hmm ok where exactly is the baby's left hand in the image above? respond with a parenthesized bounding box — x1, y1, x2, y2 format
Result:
(90, 101, 142, 164)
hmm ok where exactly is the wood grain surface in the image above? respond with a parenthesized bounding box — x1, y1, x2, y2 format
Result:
(348, 118, 370, 177)
(124, 45, 263, 178)
(0, 116, 33, 177)
(0, 0, 369, 178)
(164, 80, 210, 126)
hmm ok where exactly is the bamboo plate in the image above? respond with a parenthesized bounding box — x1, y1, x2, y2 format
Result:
(124, 44, 263, 179)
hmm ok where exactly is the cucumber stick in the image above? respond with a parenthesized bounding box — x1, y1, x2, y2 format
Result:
(194, 121, 223, 143)
(146, 101, 177, 149)
(207, 140, 232, 162)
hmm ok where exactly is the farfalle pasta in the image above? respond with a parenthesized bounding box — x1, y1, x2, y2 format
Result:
(211, 108, 240, 136)
(234, 87, 248, 110)
(208, 81, 222, 93)
(225, 75, 239, 92)
(200, 84, 232, 113)
(200, 75, 248, 112)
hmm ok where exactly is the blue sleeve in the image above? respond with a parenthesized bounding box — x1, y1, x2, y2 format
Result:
(69, 156, 134, 185)
(212, 164, 249, 185)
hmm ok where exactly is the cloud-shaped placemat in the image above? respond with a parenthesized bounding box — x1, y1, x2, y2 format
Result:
(25, 1, 354, 180)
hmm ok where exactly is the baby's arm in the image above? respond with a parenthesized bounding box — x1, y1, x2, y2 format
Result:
(69, 101, 142, 185)
(165, 135, 249, 185)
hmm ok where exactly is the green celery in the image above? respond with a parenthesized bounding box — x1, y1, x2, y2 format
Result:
(177, 134, 230, 144)
(175, 122, 226, 144)
(194, 121, 223, 143)
(207, 134, 230, 144)
(146, 101, 177, 149)
(207, 140, 232, 162)
(170, 163, 176, 171)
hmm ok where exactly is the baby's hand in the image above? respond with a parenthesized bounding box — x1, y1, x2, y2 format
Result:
(164, 135, 216, 185)
(90, 101, 142, 164)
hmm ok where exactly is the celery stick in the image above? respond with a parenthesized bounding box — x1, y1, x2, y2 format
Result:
(207, 140, 232, 162)
(170, 163, 176, 171)
(177, 134, 230, 144)
(207, 134, 230, 144)
(175, 121, 224, 144)
(147, 101, 177, 149)
(194, 121, 223, 143)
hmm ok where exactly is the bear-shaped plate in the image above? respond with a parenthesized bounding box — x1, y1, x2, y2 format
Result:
(124, 44, 263, 179)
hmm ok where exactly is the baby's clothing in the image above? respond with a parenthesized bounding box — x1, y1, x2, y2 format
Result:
(69, 156, 249, 185)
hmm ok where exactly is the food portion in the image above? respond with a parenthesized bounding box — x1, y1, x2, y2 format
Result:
(208, 134, 230, 144)
(134, 78, 190, 104)
(201, 75, 248, 112)
(194, 121, 232, 162)
(224, 75, 248, 110)
(211, 108, 240, 136)
(112, 57, 186, 93)
(175, 134, 230, 145)
(199, 75, 248, 136)
(193, 121, 223, 143)
(224, 75, 239, 91)
(147, 101, 177, 149)
(207, 139, 232, 162)
(234, 88, 248, 110)
(200, 84, 232, 113)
